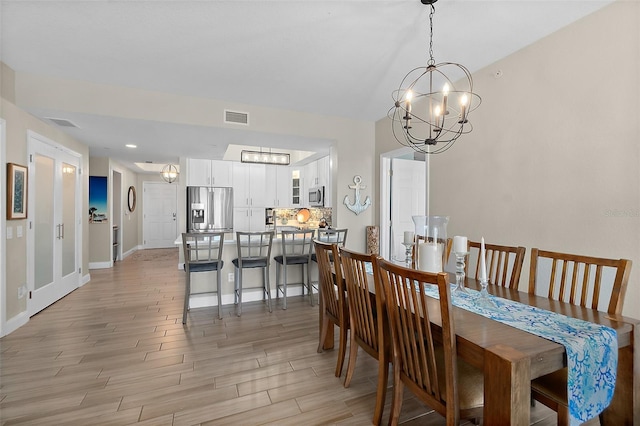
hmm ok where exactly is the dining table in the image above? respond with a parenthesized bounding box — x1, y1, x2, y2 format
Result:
(320, 268, 639, 425)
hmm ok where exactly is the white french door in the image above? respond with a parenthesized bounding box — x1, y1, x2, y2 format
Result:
(143, 182, 178, 248)
(27, 132, 81, 316)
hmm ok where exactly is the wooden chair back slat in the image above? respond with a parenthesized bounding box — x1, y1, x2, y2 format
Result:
(467, 241, 526, 288)
(528, 248, 632, 315)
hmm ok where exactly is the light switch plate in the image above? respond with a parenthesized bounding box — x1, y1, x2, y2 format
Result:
(16, 226, 23, 238)
(6, 227, 12, 239)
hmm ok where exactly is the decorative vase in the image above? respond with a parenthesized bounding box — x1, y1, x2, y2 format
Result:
(412, 215, 449, 272)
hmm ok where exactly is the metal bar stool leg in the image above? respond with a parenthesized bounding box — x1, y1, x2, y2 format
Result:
(237, 268, 243, 316)
(282, 263, 288, 310)
(183, 272, 190, 325)
(216, 268, 223, 320)
(264, 266, 272, 313)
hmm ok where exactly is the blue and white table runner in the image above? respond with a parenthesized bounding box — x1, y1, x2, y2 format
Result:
(366, 264, 618, 425)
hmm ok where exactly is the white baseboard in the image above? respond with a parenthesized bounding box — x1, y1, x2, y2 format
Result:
(122, 247, 137, 259)
(1, 310, 29, 338)
(89, 261, 112, 270)
(81, 273, 91, 287)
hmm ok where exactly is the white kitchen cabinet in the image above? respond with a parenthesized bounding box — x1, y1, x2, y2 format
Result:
(233, 207, 265, 232)
(186, 159, 232, 187)
(265, 165, 293, 207)
(301, 156, 331, 207)
(316, 156, 330, 188)
(317, 156, 331, 207)
(232, 162, 266, 208)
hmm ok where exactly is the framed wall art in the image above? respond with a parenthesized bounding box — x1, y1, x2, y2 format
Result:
(127, 185, 136, 212)
(7, 162, 27, 220)
(89, 175, 108, 223)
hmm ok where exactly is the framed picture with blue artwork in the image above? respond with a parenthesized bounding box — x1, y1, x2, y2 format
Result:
(89, 175, 108, 223)
(7, 163, 27, 220)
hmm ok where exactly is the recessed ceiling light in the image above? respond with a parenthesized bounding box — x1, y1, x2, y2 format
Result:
(125, 144, 137, 148)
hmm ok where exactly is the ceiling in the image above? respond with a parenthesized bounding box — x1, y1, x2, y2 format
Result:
(0, 0, 613, 173)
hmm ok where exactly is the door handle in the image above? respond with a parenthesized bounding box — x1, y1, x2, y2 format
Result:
(60, 223, 64, 239)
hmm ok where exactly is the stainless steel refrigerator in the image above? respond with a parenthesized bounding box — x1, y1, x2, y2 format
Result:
(186, 186, 234, 232)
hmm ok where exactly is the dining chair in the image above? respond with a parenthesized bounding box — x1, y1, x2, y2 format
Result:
(181, 232, 225, 323)
(411, 236, 452, 270)
(466, 241, 526, 288)
(274, 229, 315, 309)
(374, 256, 484, 425)
(232, 231, 274, 316)
(314, 240, 349, 378)
(528, 248, 632, 426)
(340, 247, 389, 425)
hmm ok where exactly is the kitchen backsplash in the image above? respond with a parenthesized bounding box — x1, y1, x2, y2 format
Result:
(273, 207, 332, 228)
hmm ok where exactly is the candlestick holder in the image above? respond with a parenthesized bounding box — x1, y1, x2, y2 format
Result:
(477, 278, 496, 307)
(453, 251, 470, 295)
(401, 242, 415, 266)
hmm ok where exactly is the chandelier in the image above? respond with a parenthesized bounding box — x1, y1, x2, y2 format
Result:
(160, 164, 179, 183)
(389, 0, 481, 154)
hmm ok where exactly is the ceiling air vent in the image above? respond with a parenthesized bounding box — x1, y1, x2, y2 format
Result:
(47, 117, 80, 128)
(224, 110, 249, 125)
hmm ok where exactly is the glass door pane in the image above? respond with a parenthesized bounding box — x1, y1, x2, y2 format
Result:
(61, 163, 76, 276)
(34, 154, 55, 290)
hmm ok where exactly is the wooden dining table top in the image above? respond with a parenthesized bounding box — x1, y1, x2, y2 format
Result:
(323, 265, 639, 424)
(440, 277, 634, 373)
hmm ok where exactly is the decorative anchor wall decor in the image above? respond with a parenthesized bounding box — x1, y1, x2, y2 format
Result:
(344, 175, 371, 215)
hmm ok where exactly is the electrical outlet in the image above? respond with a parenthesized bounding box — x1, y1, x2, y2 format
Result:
(228, 272, 234, 282)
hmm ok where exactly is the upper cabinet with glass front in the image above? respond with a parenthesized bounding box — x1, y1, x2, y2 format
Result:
(186, 159, 232, 187)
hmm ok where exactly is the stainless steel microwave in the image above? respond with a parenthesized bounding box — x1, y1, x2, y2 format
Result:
(308, 186, 325, 207)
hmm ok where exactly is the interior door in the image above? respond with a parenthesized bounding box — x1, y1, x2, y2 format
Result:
(143, 182, 177, 248)
(28, 134, 81, 316)
(390, 158, 426, 261)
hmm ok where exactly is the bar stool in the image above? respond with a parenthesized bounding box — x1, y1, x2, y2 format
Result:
(181, 232, 225, 323)
(274, 229, 315, 309)
(232, 231, 274, 316)
(312, 228, 348, 262)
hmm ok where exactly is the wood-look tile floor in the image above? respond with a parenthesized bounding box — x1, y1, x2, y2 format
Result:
(0, 248, 557, 425)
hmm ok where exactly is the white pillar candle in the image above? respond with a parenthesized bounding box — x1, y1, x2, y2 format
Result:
(479, 237, 488, 282)
(453, 236, 467, 253)
(419, 242, 441, 273)
(403, 231, 414, 245)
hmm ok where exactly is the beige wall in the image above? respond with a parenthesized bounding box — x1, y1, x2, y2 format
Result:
(1, 91, 90, 324)
(15, 74, 377, 253)
(376, 1, 640, 318)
